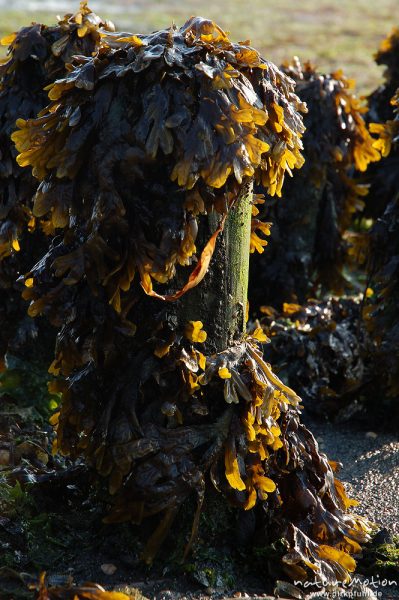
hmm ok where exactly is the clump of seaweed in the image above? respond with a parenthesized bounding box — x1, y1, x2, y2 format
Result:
(250, 298, 371, 421)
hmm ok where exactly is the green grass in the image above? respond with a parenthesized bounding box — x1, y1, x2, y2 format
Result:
(0, 10, 54, 39)
(0, 0, 398, 94)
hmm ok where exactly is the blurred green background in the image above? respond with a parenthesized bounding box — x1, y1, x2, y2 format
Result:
(0, 0, 397, 94)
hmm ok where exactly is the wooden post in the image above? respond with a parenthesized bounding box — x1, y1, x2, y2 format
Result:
(178, 181, 253, 353)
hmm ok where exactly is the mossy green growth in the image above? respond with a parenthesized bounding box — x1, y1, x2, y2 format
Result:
(155, 489, 238, 589)
(359, 533, 399, 579)
(158, 487, 288, 592)
(0, 479, 33, 518)
(0, 355, 60, 424)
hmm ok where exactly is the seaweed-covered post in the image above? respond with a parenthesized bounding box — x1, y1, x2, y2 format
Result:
(0, 2, 114, 361)
(13, 17, 370, 582)
(366, 87, 399, 417)
(249, 59, 380, 308)
(366, 27, 399, 220)
(365, 29, 399, 409)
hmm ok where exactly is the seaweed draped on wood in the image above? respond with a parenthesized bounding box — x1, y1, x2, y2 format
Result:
(249, 58, 380, 308)
(366, 27, 399, 221)
(365, 89, 399, 416)
(0, 1, 114, 360)
(358, 29, 399, 419)
(12, 15, 370, 582)
(13, 16, 305, 310)
(12, 15, 306, 360)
